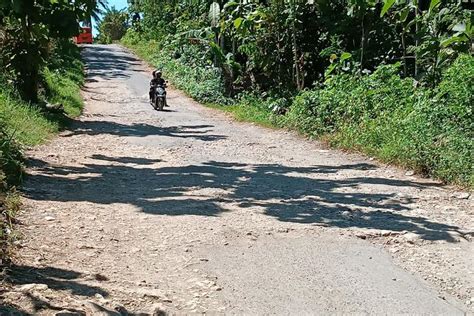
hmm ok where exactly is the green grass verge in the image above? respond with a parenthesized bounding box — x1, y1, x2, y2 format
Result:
(1, 42, 84, 148)
(0, 92, 58, 146)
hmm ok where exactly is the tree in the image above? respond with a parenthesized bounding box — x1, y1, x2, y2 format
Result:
(97, 6, 129, 43)
(128, 0, 472, 93)
(0, 0, 106, 102)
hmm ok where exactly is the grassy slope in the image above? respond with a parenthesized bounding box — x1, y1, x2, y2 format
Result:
(0, 40, 84, 261)
(1, 42, 84, 148)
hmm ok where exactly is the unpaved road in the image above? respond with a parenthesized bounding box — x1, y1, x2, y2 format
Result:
(2, 44, 473, 315)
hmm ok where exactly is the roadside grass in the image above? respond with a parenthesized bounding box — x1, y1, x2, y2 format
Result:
(206, 102, 281, 129)
(0, 91, 58, 147)
(123, 38, 473, 188)
(1, 41, 84, 148)
(0, 39, 84, 263)
(0, 187, 20, 264)
(43, 40, 85, 118)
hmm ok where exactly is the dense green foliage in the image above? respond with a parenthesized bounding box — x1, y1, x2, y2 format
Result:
(97, 6, 129, 44)
(0, 0, 103, 101)
(124, 0, 473, 187)
(285, 55, 473, 185)
(126, 0, 472, 93)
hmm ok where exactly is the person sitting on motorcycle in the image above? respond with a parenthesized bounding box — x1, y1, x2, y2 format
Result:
(149, 70, 167, 105)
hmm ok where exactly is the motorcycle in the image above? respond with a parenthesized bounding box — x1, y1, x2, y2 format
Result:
(152, 82, 167, 111)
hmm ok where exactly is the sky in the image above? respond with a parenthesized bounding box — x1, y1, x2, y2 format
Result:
(92, 0, 129, 36)
(107, 0, 128, 11)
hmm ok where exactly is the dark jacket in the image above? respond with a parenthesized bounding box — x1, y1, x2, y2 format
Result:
(150, 77, 165, 87)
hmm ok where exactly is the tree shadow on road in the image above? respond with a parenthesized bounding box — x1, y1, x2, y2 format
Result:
(81, 45, 142, 81)
(0, 264, 109, 315)
(62, 120, 228, 142)
(1, 263, 158, 315)
(4, 264, 109, 298)
(0, 304, 33, 316)
(24, 155, 462, 242)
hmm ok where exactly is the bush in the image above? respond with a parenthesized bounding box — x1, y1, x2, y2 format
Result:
(0, 127, 24, 186)
(285, 55, 473, 186)
(409, 55, 473, 184)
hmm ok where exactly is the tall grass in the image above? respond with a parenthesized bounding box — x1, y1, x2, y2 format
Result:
(0, 90, 58, 146)
(0, 40, 84, 148)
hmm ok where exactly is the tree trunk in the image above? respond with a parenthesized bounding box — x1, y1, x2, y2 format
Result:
(401, 31, 407, 77)
(360, 13, 368, 72)
(220, 32, 225, 52)
(291, 13, 303, 90)
(414, 5, 419, 77)
(232, 38, 236, 57)
(214, 31, 219, 66)
(19, 16, 39, 103)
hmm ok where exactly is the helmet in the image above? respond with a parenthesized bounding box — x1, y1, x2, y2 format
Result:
(155, 70, 162, 77)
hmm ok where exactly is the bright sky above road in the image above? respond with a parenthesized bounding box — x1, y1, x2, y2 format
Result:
(107, 0, 128, 10)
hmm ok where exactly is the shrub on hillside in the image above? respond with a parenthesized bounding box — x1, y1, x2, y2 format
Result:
(285, 54, 473, 186)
